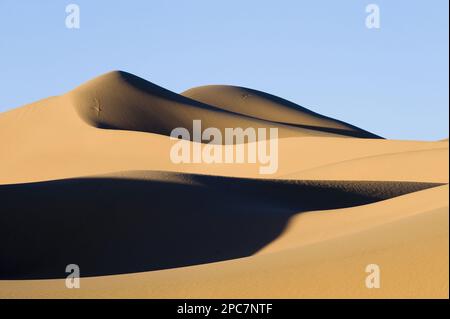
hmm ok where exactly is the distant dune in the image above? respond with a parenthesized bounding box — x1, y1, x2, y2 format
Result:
(182, 84, 380, 138)
(0, 71, 447, 298)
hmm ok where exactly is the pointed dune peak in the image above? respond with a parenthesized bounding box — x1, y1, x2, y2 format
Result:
(67, 70, 211, 135)
(67, 71, 380, 139)
(67, 70, 244, 132)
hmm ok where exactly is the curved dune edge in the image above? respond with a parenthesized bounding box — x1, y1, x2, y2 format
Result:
(0, 170, 442, 280)
(280, 147, 449, 183)
(68, 71, 380, 139)
(0, 185, 447, 298)
(0, 94, 446, 184)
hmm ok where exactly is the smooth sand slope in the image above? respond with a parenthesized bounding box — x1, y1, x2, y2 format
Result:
(0, 71, 448, 298)
(182, 84, 379, 138)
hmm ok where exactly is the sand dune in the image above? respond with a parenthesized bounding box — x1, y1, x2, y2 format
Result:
(0, 170, 440, 279)
(182, 85, 380, 138)
(0, 71, 447, 298)
(1, 185, 447, 298)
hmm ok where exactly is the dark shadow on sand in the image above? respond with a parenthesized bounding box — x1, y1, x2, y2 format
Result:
(0, 173, 440, 279)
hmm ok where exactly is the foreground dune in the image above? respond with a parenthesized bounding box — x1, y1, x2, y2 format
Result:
(0, 71, 448, 298)
(0, 171, 440, 279)
(1, 185, 447, 298)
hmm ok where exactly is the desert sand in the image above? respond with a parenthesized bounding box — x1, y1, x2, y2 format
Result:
(0, 71, 448, 298)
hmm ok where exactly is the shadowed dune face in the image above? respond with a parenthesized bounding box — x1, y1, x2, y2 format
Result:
(0, 70, 447, 298)
(68, 71, 380, 140)
(68, 71, 295, 140)
(182, 85, 382, 138)
(0, 171, 441, 279)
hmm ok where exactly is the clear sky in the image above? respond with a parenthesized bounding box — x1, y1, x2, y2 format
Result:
(0, 0, 448, 140)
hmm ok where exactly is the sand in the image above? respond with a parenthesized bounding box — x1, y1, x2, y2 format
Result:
(0, 71, 448, 298)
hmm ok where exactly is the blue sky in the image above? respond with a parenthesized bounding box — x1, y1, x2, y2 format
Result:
(0, 0, 448, 140)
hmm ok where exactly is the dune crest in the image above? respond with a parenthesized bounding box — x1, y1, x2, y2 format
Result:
(68, 71, 380, 139)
